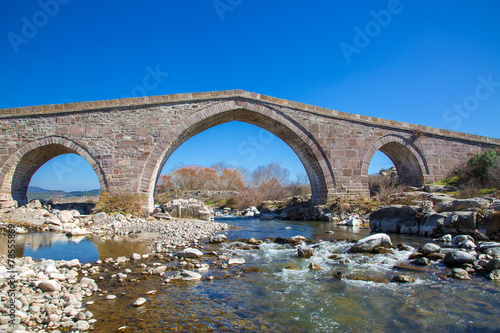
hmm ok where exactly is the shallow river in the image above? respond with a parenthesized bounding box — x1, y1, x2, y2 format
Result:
(4, 217, 500, 332)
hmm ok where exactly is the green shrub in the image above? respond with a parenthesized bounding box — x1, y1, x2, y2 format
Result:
(465, 149, 500, 185)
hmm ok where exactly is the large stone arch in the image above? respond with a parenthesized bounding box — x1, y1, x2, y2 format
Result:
(138, 100, 336, 211)
(0, 136, 108, 206)
(361, 134, 429, 187)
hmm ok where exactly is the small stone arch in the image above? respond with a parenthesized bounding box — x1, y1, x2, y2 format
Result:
(362, 134, 429, 187)
(137, 100, 336, 211)
(0, 136, 107, 206)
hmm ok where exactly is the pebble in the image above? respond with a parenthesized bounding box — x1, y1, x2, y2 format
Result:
(133, 297, 147, 307)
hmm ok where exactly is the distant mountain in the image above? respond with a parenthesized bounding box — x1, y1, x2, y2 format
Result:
(27, 186, 101, 201)
(27, 186, 61, 194)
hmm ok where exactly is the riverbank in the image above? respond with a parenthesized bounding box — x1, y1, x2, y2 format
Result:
(1, 196, 500, 332)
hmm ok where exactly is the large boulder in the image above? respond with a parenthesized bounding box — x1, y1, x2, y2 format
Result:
(442, 251, 476, 266)
(422, 185, 457, 193)
(92, 212, 107, 224)
(419, 212, 453, 236)
(57, 210, 75, 223)
(418, 243, 441, 256)
(436, 198, 490, 213)
(369, 205, 419, 233)
(444, 212, 477, 234)
(350, 233, 393, 253)
(161, 198, 214, 221)
(400, 220, 419, 234)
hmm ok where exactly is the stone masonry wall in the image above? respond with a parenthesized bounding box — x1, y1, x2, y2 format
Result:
(0, 90, 499, 212)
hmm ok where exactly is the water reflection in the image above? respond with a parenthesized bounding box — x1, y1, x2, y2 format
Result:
(0, 233, 149, 263)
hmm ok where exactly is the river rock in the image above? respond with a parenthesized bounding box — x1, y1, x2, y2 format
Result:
(66, 228, 87, 236)
(350, 233, 393, 253)
(487, 270, 500, 280)
(297, 247, 314, 258)
(345, 215, 362, 226)
(485, 247, 500, 257)
(308, 262, 322, 271)
(392, 275, 412, 283)
(486, 258, 500, 272)
(411, 257, 430, 266)
(45, 215, 62, 227)
(58, 210, 74, 223)
(133, 297, 147, 307)
(434, 234, 452, 242)
(37, 280, 62, 292)
(170, 270, 202, 281)
(452, 235, 474, 244)
(61, 258, 81, 269)
(228, 258, 245, 265)
(475, 242, 500, 252)
(418, 243, 441, 256)
(290, 235, 306, 242)
(177, 248, 203, 258)
(458, 240, 476, 249)
(442, 251, 476, 266)
(74, 320, 90, 331)
(131, 253, 142, 260)
(451, 268, 470, 280)
(14, 227, 27, 234)
(369, 205, 418, 233)
(260, 213, 274, 220)
(248, 238, 262, 245)
(92, 212, 107, 223)
(209, 234, 227, 243)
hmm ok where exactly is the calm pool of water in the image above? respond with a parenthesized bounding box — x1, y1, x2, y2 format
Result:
(0, 232, 149, 262)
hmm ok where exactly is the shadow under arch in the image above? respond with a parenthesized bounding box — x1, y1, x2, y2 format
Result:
(138, 101, 336, 211)
(362, 134, 429, 187)
(0, 136, 108, 206)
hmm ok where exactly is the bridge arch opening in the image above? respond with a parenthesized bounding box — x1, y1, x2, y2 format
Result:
(362, 135, 428, 193)
(0, 138, 107, 207)
(141, 106, 335, 211)
(155, 121, 311, 204)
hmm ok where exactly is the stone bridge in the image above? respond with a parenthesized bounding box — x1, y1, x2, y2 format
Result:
(1, 90, 499, 212)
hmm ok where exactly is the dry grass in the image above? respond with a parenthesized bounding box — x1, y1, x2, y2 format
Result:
(95, 192, 146, 216)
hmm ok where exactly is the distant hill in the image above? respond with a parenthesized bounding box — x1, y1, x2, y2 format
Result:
(27, 186, 64, 194)
(27, 186, 101, 201)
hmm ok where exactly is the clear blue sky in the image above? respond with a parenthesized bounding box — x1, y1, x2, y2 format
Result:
(2, 1, 499, 191)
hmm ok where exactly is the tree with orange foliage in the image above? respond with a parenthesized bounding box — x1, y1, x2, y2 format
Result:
(171, 165, 219, 190)
(157, 174, 174, 192)
(219, 168, 245, 191)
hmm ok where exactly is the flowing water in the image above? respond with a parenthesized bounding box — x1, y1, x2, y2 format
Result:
(4, 218, 500, 332)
